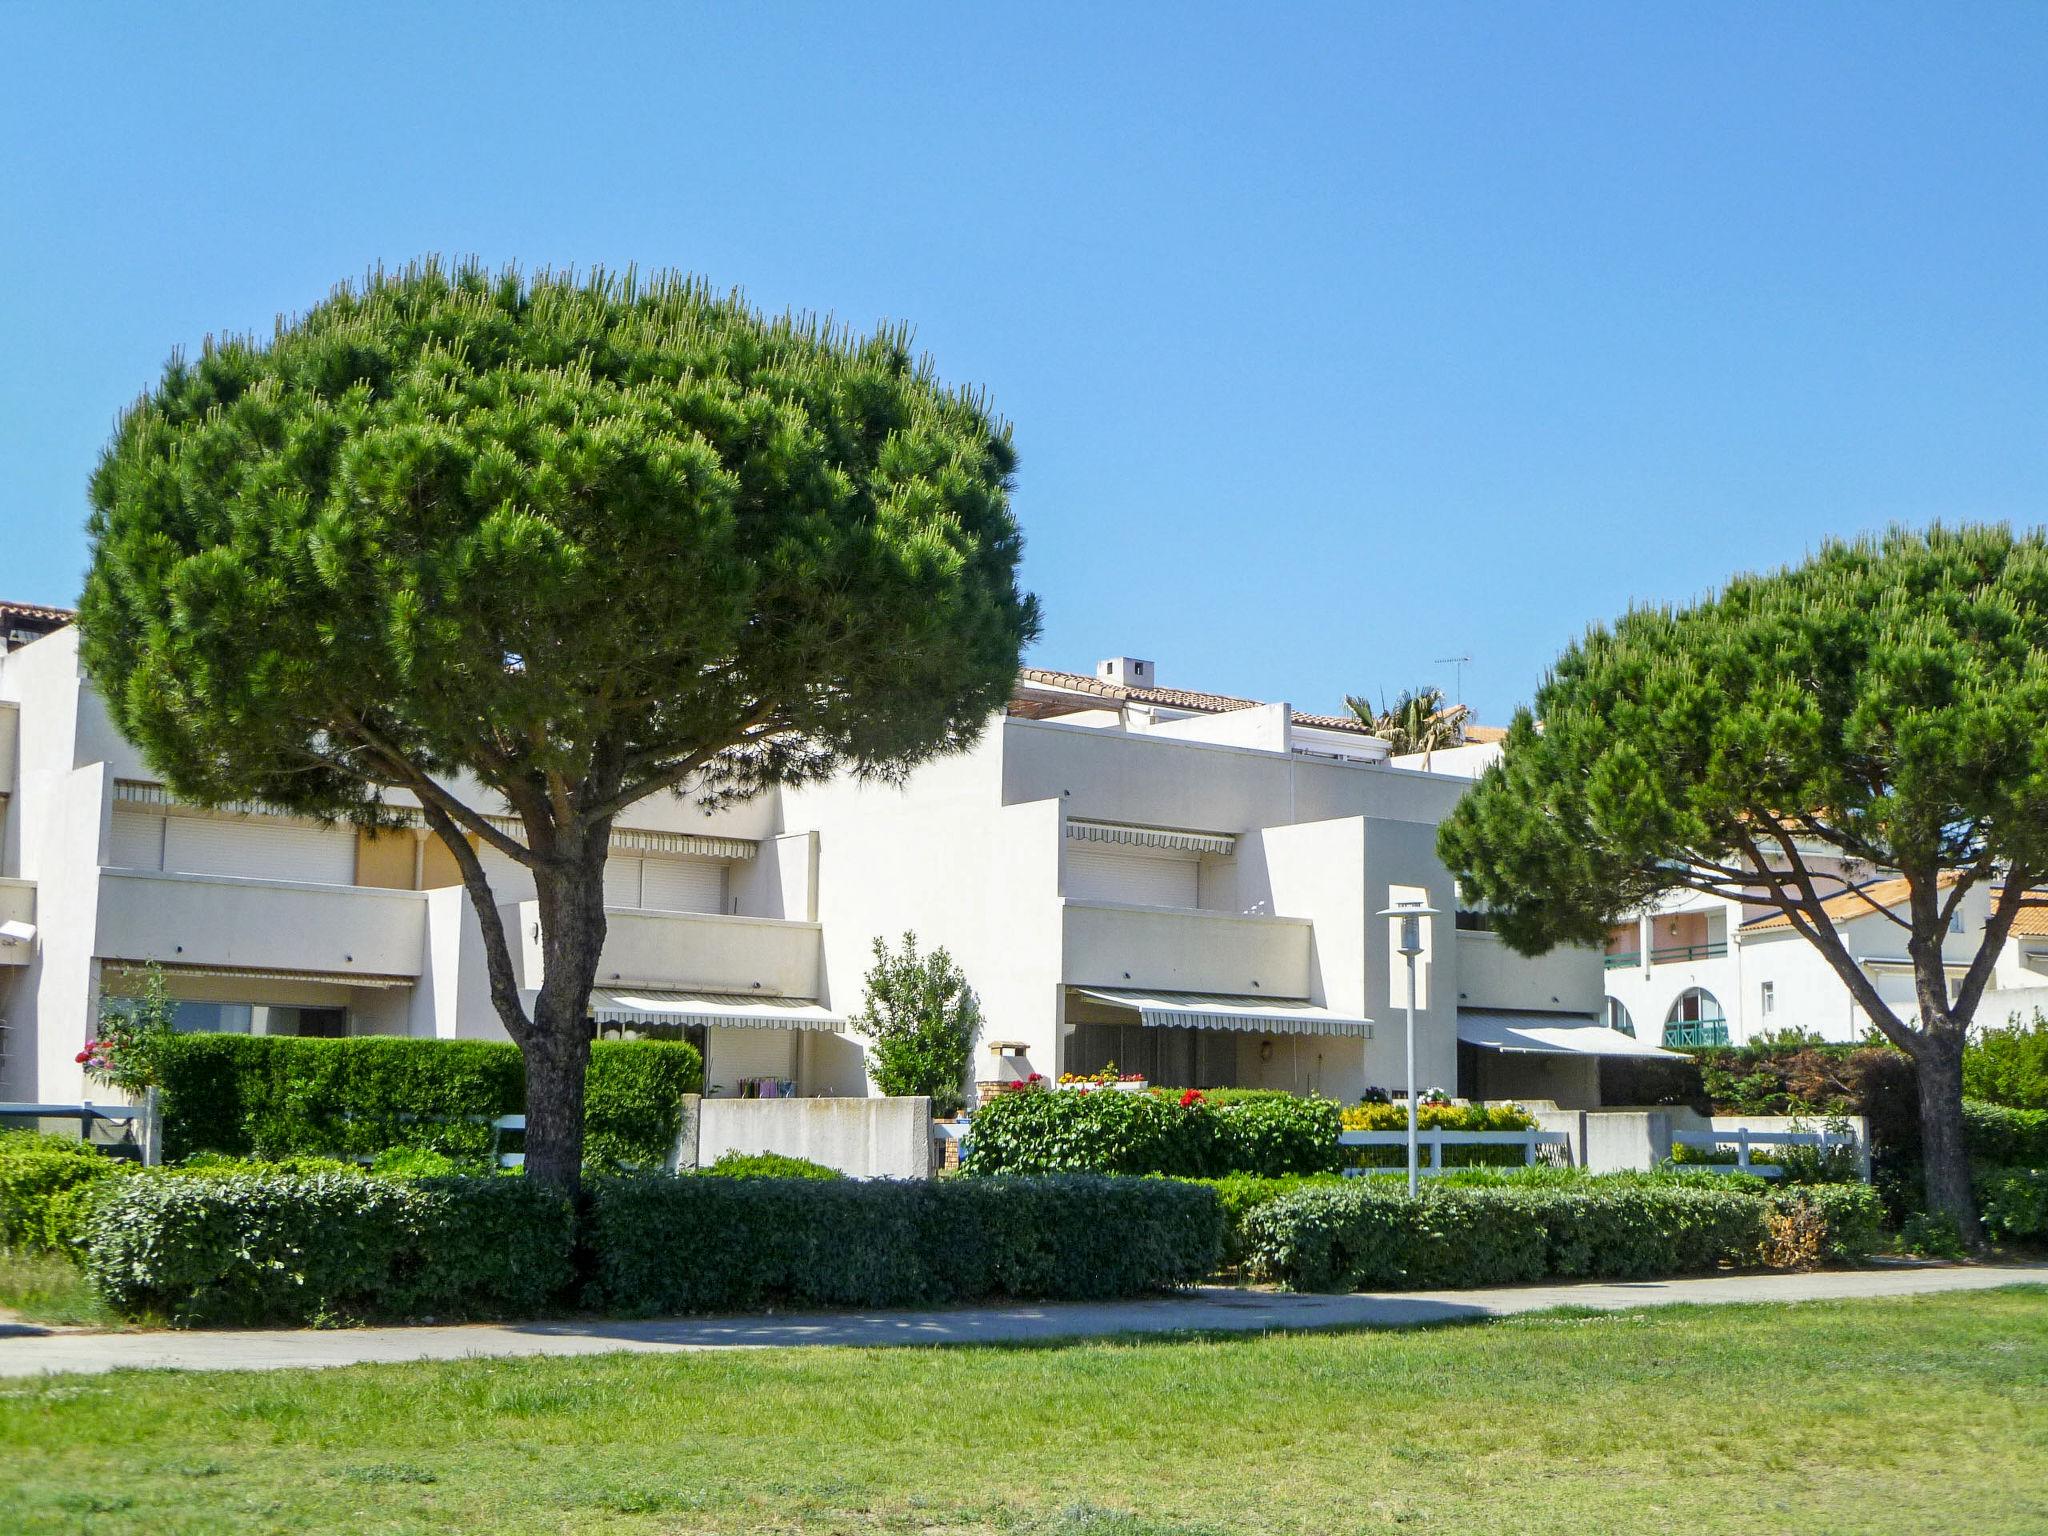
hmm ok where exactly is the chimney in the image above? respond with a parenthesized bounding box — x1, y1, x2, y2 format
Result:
(1096, 657, 1155, 689)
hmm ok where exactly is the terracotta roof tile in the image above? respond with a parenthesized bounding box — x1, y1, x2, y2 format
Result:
(1989, 887, 2048, 937)
(1014, 667, 1385, 738)
(0, 600, 75, 624)
(1741, 872, 1957, 932)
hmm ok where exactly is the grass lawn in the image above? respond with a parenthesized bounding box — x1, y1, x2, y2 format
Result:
(2, 1288, 2044, 1535)
(0, 1251, 117, 1329)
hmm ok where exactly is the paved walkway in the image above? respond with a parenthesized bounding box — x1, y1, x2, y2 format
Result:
(1, 1262, 2041, 1377)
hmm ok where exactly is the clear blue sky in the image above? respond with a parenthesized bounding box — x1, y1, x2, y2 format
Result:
(5, 4, 2045, 724)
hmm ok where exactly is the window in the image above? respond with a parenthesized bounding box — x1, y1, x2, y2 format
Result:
(1605, 998, 1635, 1038)
(1950, 910, 1965, 935)
(1455, 910, 1493, 932)
(1665, 987, 1725, 1025)
(1759, 981, 1775, 1016)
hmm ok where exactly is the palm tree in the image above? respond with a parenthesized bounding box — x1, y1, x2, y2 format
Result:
(1344, 687, 1467, 756)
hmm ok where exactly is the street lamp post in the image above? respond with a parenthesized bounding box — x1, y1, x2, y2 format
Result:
(1377, 903, 1439, 1197)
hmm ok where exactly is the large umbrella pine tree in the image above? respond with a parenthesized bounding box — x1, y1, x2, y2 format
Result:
(1438, 525, 2048, 1239)
(80, 262, 1039, 1191)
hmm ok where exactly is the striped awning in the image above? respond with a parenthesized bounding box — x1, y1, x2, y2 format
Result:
(587, 988, 843, 1031)
(1065, 819, 1236, 857)
(1071, 987, 1372, 1038)
(103, 961, 414, 990)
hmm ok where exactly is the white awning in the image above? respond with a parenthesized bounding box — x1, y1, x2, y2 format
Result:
(1457, 1010, 1684, 1059)
(103, 961, 414, 990)
(587, 988, 843, 1031)
(1072, 987, 1373, 1038)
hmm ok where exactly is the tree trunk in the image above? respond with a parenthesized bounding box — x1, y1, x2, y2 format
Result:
(521, 837, 612, 1195)
(1914, 1026, 1980, 1245)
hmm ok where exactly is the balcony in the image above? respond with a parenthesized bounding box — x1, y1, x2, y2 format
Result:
(94, 869, 427, 978)
(1603, 951, 1642, 970)
(1456, 928, 1603, 1014)
(517, 902, 822, 996)
(1651, 941, 1728, 964)
(1663, 1020, 1731, 1049)
(1062, 901, 1311, 998)
(0, 878, 31, 966)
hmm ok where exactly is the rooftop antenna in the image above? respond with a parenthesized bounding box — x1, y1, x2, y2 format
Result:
(1433, 654, 1471, 706)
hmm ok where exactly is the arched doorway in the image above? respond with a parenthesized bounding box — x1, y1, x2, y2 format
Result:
(1663, 987, 1727, 1047)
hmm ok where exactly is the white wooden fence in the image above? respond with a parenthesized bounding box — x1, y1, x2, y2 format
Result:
(1338, 1127, 1571, 1177)
(1670, 1125, 1871, 1182)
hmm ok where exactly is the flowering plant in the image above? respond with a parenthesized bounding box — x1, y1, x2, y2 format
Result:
(1057, 1062, 1148, 1088)
(1002, 1073, 1048, 1093)
(83, 964, 175, 1094)
(1179, 1088, 1206, 1109)
(1418, 1087, 1453, 1107)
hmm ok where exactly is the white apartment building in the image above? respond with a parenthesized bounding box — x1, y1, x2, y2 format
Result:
(1604, 879, 2048, 1048)
(1, 616, 1638, 1108)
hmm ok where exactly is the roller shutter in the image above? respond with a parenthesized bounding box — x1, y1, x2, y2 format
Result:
(108, 810, 166, 870)
(639, 856, 727, 914)
(161, 815, 356, 885)
(1065, 846, 1199, 908)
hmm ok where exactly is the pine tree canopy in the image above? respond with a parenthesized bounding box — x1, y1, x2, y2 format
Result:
(1438, 524, 2048, 1027)
(79, 260, 1040, 844)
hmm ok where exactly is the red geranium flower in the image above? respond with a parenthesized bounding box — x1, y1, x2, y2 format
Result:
(1180, 1089, 1206, 1109)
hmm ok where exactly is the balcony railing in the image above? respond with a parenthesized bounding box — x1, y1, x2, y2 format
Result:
(1603, 952, 1642, 970)
(1663, 1020, 1731, 1049)
(1650, 941, 1728, 964)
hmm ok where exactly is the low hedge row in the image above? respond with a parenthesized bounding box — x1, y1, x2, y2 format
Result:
(1237, 1179, 1884, 1292)
(53, 1166, 1218, 1325)
(585, 1174, 1222, 1314)
(83, 1173, 577, 1326)
(963, 1088, 1340, 1177)
(154, 1032, 702, 1168)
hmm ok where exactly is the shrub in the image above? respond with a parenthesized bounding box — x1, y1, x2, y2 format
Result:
(1899, 1210, 1969, 1259)
(1191, 1172, 1350, 1267)
(849, 933, 978, 1115)
(964, 1088, 1341, 1178)
(1976, 1166, 2048, 1242)
(153, 1033, 700, 1167)
(1965, 1010, 2048, 1110)
(0, 1132, 135, 1253)
(582, 1175, 1221, 1314)
(1961, 1101, 2048, 1168)
(701, 1152, 843, 1180)
(369, 1147, 468, 1179)
(1236, 1178, 1880, 1292)
(83, 1173, 576, 1326)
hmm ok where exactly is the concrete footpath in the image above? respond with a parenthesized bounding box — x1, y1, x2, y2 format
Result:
(1, 1262, 2041, 1378)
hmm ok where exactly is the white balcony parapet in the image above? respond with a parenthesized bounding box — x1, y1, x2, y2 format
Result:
(94, 868, 427, 980)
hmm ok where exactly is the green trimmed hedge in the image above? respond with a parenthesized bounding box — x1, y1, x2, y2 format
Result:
(964, 1089, 1341, 1178)
(583, 1174, 1223, 1314)
(1238, 1179, 1883, 1291)
(83, 1173, 576, 1326)
(154, 1033, 701, 1168)
(0, 1132, 136, 1253)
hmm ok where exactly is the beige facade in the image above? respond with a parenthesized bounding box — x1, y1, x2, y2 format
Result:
(0, 629, 1604, 1106)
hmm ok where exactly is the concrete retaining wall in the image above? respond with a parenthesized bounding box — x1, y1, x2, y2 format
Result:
(1528, 1105, 1869, 1174)
(690, 1094, 933, 1179)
